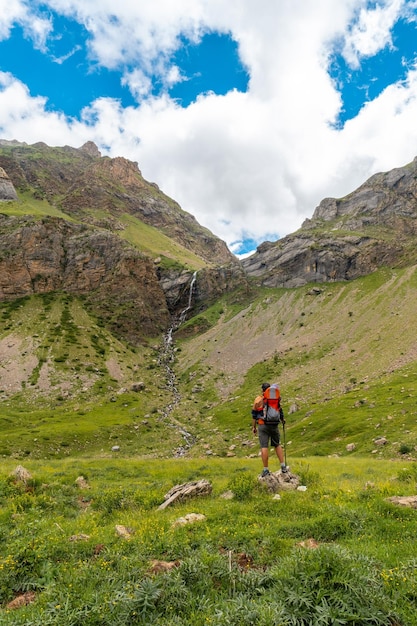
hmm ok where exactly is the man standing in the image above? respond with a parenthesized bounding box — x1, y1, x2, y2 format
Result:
(252, 382, 288, 477)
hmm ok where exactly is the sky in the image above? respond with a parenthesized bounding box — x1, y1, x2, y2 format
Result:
(1, 1, 417, 256)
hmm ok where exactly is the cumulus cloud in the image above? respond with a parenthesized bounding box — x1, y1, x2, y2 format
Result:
(342, 0, 404, 67)
(1, 0, 417, 254)
(0, 1, 52, 49)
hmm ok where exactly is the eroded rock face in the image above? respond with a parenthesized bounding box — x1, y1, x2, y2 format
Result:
(158, 264, 249, 314)
(0, 166, 18, 200)
(0, 215, 170, 342)
(242, 156, 417, 287)
(242, 232, 399, 288)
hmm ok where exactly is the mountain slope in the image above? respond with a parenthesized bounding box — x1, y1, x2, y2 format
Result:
(0, 213, 171, 341)
(2, 264, 416, 461)
(1, 144, 417, 463)
(174, 264, 417, 458)
(0, 139, 234, 266)
(242, 156, 417, 287)
(0, 140, 246, 343)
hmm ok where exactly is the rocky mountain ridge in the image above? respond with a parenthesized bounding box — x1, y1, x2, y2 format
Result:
(0, 140, 234, 266)
(2, 141, 417, 341)
(0, 141, 247, 342)
(242, 156, 417, 287)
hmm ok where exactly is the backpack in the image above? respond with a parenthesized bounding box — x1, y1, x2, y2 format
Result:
(263, 384, 281, 423)
(252, 394, 264, 420)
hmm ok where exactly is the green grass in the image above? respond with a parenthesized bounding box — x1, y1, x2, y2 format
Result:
(2, 267, 417, 466)
(0, 456, 416, 624)
(0, 192, 72, 220)
(119, 213, 208, 270)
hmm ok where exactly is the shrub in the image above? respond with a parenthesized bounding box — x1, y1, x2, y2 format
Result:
(397, 463, 417, 482)
(273, 545, 400, 625)
(399, 443, 413, 455)
(227, 473, 256, 501)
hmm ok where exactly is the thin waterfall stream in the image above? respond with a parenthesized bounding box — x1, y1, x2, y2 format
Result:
(157, 271, 197, 456)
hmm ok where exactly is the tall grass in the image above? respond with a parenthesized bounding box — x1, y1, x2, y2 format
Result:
(1, 456, 417, 624)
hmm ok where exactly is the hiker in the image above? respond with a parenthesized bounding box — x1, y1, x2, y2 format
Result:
(252, 382, 288, 477)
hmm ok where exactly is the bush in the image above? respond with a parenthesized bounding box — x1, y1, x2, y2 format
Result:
(397, 463, 417, 482)
(274, 545, 400, 625)
(399, 443, 413, 455)
(227, 473, 256, 501)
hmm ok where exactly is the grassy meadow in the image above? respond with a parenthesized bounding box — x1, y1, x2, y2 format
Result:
(1, 456, 417, 625)
(1, 265, 417, 623)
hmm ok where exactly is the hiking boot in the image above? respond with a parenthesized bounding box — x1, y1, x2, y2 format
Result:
(281, 465, 289, 474)
(261, 468, 270, 477)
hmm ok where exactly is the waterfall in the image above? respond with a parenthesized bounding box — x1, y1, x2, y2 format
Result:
(157, 271, 198, 456)
(178, 270, 197, 327)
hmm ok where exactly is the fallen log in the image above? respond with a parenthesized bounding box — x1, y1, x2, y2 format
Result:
(158, 479, 212, 510)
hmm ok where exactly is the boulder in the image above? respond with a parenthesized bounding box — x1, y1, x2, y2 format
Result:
(258, 470, 300, 492)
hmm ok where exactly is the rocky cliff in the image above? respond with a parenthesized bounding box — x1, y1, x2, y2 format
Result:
(0, 140, 247, 342)
(0, 140, 234, 266)
(0, 166, 17, 200)
(242, 156, 417, 287)
(0, 214, 170, 342)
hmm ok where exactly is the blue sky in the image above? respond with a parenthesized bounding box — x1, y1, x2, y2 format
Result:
(329, 14, 417, 127)
(0, 19, 136, 116)
(1, 1, 417, 256)
(0, 21, 249, 115)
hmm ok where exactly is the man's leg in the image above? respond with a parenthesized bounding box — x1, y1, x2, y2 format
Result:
(258, 426, 270, 475)
(275, 445, 284, 463)
(274, 445, 288, 472)
(261, 447, 269, 468)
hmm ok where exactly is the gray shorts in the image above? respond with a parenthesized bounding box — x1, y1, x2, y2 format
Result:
(258, 423, 280, 448)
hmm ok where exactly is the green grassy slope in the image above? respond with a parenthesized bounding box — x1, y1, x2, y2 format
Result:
(1, 456, 417, 625)
(174, 265, 417, 462)
(2, 265, 417, 463)
(0, 292, 176, 459)
(0, 192, 209, 271)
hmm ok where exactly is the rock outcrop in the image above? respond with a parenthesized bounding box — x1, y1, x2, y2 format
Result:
(0, 166, 17, 200)
(0, 214, 170, 342)
(241, 232, 399, 288)
(242, 156, 417, 287)
(158, 264, 250, 314)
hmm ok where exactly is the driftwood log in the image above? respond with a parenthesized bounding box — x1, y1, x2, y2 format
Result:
(158, 479, 212, 510)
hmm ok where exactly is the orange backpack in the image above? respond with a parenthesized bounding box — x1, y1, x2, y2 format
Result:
(263, 384, 281, 422)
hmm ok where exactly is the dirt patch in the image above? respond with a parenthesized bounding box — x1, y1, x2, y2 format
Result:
(0, 334, 37, 393)
(106, 357, 124, 381)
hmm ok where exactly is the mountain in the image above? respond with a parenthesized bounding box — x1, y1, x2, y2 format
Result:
(0, 139, 234, 265)
(242, 156, 417, 287)
(1, 143, 417, 463)
(0, 140, 247, 342)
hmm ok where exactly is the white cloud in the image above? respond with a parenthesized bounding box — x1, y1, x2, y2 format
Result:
(0, 0, 25, 39)
(0, 1, 52, 49)
(1, 0, 417, 254)
(121, 69, 152, 100)
(0, 72, 89, 146)
(342, 0, 405, 68)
